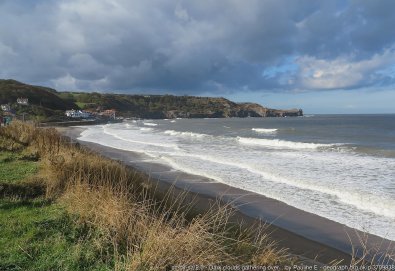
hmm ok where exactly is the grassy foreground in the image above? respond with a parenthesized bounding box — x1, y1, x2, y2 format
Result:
(0, 150, 114, 270)
(0, 198, 113, 270)
(0, 122, 289, 270)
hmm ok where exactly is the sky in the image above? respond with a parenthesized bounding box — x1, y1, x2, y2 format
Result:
(0, 0, 395, 114)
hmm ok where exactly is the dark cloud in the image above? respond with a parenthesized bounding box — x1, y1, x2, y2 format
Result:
(0, 0, 394, 93)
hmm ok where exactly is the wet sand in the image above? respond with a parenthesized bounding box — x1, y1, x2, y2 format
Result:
(59, 126, 394, 264)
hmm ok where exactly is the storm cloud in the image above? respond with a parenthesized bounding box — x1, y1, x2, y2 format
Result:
(0, 0, 394, 94)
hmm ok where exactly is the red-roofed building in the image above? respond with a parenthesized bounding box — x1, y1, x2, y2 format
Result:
(99, 109, 116, 119)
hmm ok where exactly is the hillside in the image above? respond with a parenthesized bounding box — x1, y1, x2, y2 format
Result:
(0, 79, 78, 121)
(64, 92, 303, 119)
(0, 79, 302, 121)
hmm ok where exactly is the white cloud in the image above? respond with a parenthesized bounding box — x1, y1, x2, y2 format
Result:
(51, 74, 78, 90)
(296, 49, 395, 90)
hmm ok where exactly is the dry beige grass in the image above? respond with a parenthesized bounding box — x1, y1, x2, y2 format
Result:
(347, 231, 395, 267)
(2, 121, 288, 270)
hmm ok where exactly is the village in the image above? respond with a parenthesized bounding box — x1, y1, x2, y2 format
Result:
(64, 108, 117, 120)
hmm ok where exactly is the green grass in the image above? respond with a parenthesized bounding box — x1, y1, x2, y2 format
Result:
(0, 150, 115, 270)
(75, 102, 87, 109)
(0, 198, 114, 271)
(0, 151, 112, 270)
(0, 152, 39, 184)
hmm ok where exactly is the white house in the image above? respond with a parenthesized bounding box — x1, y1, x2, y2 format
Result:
(17, 98, 29, 105)
(65, 110, 92, 118)
(1, 104, 11, 111)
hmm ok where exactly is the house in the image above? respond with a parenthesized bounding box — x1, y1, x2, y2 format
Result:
(1, 104, 11, 111)
(99, 109, 116, 119)
(65, 109, 92, 118)
(65, 110, 75, 117)
(84, 109, 97, 116)
(17, 98, 29, 105)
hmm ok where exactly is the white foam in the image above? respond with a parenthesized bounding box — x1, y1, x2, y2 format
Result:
(139, 127, 153, 131)
(252, 128, 278, 134)
(337, 191, 395, 219)
(170, 120, 176, 123)
(238, 137, 332, 149)
(159, 156, 225, 184)
(164, 130, 208, 138)
(143, 122, 158, 126)
(102, 126, 178, 149)
(75, 122, 395, 241)
(164, 149, 395, 220)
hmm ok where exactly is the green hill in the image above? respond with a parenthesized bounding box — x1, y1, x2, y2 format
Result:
(62, 92, 302, 118)
(0, 79, 302, 121)
(0, 80, 78, 121)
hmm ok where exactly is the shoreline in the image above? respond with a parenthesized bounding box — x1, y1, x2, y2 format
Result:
(59, 126, 394, 264)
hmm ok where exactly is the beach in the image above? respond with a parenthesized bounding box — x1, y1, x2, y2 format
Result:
(59, 125, 395, 264)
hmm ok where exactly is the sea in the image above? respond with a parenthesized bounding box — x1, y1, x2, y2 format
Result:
(77, 114, 395, 241)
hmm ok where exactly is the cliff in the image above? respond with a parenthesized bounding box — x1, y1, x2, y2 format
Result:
(0, 79, 302, 120)
(68, 93, 303, 119)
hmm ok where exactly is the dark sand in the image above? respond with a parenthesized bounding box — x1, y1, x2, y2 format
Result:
(59, 126, 394, 264)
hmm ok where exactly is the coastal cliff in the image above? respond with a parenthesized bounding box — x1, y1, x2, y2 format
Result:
(0, 79, 302, 120)
(162, 100, 303, 119)
(67, 93, 303, 119)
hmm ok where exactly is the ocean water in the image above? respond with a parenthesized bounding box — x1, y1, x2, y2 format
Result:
(78, 115, 395, 241)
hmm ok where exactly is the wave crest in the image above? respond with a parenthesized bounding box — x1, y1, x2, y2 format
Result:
(164, 130, 208, 138)
(143, 122, 158, 126)
(252, 128, 277, 134)
(238, 137, 332, 149)
(139, 127, 153, 131)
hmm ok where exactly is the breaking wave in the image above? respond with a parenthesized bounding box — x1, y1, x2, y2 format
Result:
(139, 127, 154, 131)
(143, 122, 158, 126)
(237, 137, 333, 149)
(164, 130, 209, 138)
(252, 128, 278, 134)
